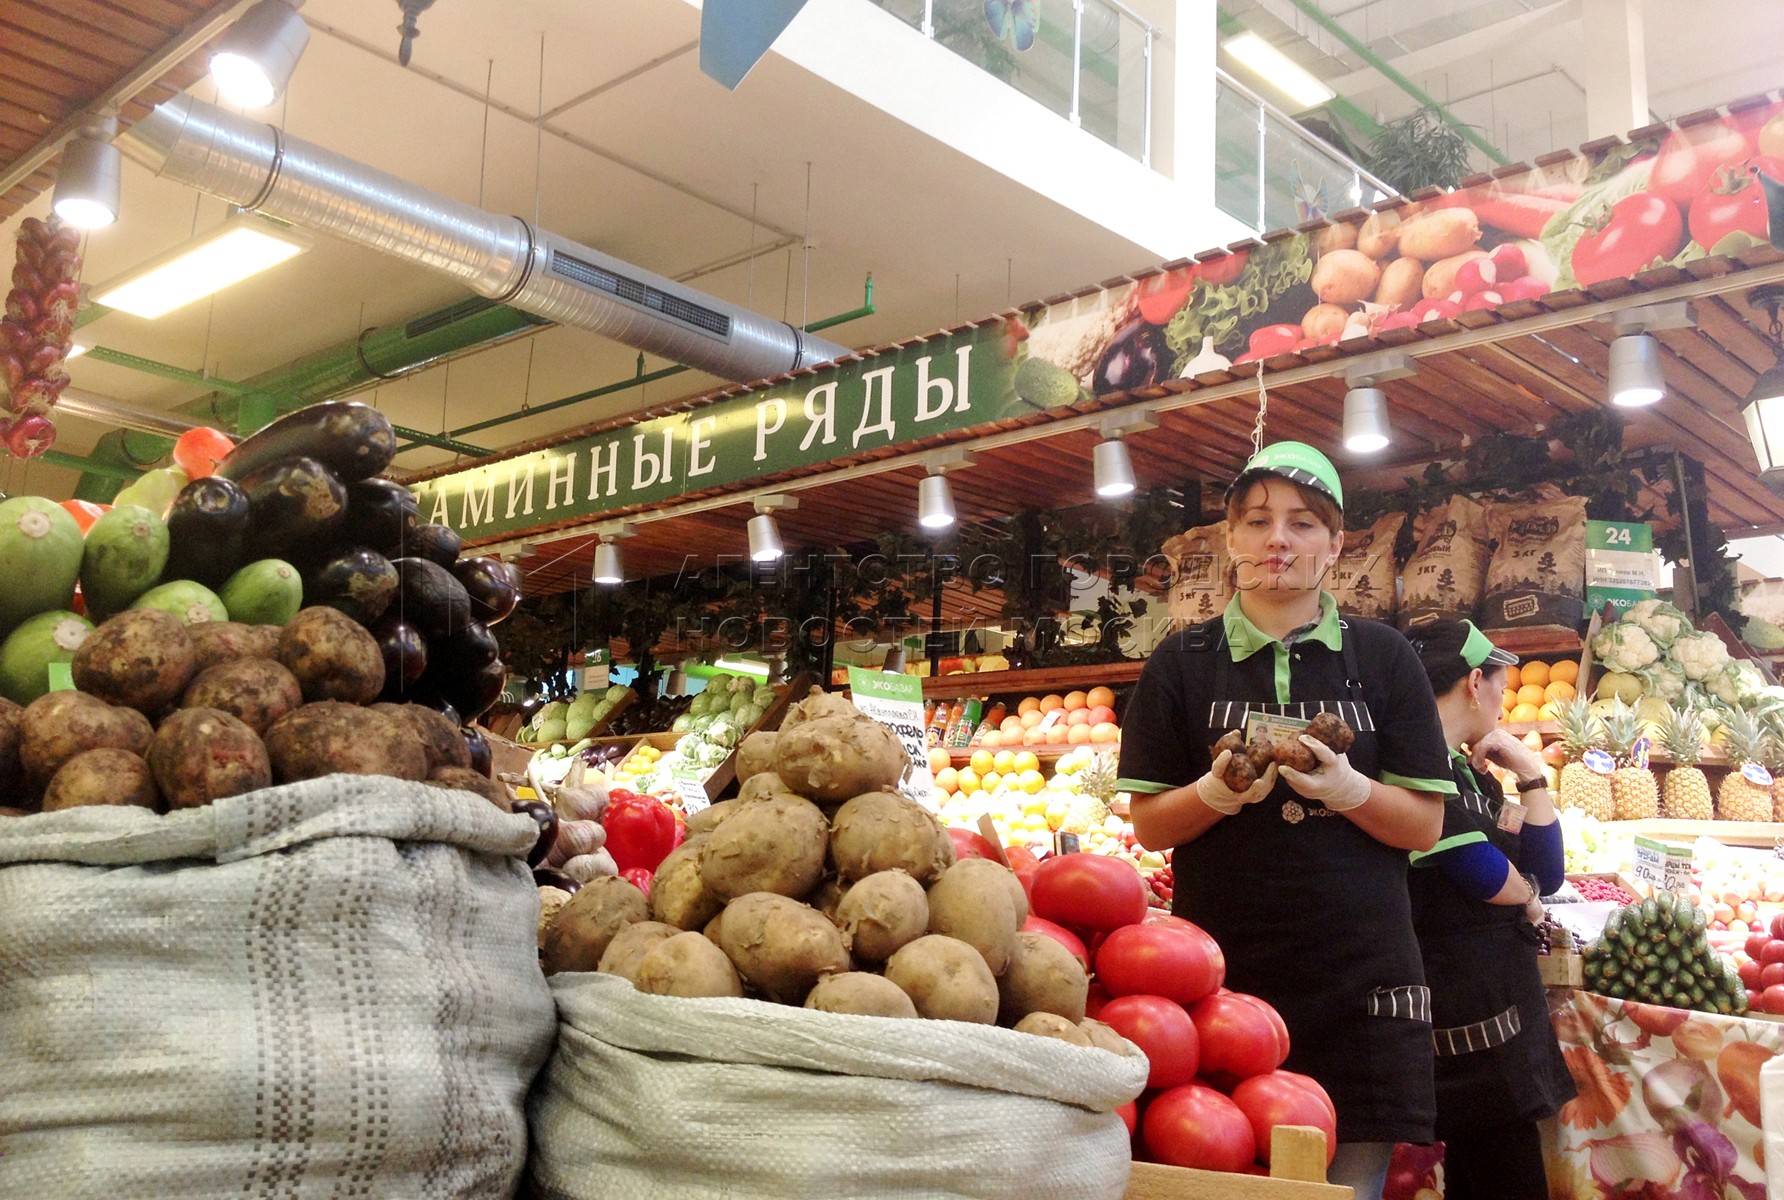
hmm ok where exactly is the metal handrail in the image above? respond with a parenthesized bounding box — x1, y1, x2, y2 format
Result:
(1213, 66, 1396, 200)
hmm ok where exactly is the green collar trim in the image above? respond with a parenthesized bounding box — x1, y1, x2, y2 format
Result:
(1222, 592, 1343, 662)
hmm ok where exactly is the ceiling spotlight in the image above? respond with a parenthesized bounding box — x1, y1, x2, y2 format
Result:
(665, 662, 690, 696)
(1742, 287, 1784, 489)
(52, 118, 120, 230)
(748, 494, 798, 562)
(1606, 302, 1692, 408)
(591, 522, 634, 585)
(210, 0, 310, 109)
(1340, 351, 1414, 454)
(917, 446, 977, 531)
(1094, 408, 1158, 498)
(881, 645, 906, 673)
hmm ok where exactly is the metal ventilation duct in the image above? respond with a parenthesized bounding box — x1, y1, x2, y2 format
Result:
(115, 94, 848, 383)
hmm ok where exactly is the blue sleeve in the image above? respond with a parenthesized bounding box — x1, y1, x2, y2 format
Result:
(1415, 835, 1515, 901)
(1518, 820, 1565, 896)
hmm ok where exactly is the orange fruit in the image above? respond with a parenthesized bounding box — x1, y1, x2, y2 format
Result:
(1017, 697, 1042, 716)
(1521, 661, 1550, 688)
(1018, 709, 1043, 729)
(1065, 708, 1092, 726)
(1044, 725, 1069, 745)
(1087, 686, 1116, 710)
(992, 750, 1017, 774)
(1039, 694, 1065, 713)
(1063, 690, 1089, 711)
(970, 749, 994, 775)
(1013, 751, 1040, 774)
(1509, 703, 1542, 723)
(1516, 684, 1546, 708)
(1067, 724, 1093, 744)
(1000, 716, 1023, 734)
(927, 747, 950, 774)
(1544, 681, 1575, 703)
(934, 767, 959, 794)
(1549, 660, 1578, 685)
(1090, 722, 1120, 743)
(1501, 688, 1518, 713)
(1503, 664, 1522, 689)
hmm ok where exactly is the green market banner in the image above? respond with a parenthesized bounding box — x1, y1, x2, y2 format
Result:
(415, 97, 1784, 542)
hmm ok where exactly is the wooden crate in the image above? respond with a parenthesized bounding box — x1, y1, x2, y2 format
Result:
(1124, 1127, 1350, 1199)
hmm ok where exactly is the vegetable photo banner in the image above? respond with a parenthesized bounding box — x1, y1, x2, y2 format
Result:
(412, 99, 1784, 543)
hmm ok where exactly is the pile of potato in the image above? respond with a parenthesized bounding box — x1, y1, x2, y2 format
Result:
(0, 604, 506, 813)
(538, 688, 1135, 1052)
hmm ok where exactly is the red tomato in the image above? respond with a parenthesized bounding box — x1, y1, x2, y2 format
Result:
(1650, 118, 1757, 206)
(59, 499, 108, 533)
(1764, 984, 1784, 1015)
(1141, 1083, 1255, 1172)
(1095, 922, 1225, 1004)
(1031, 853, 1148, 933)
(1085, 981, 1111, 1020)
(1115, 1100, 1137, 1136)
(1760, 940, 1784, 966)
(1231, 1072, 1339, 1166)
(1022, 915, 1090, 972)
(948, 827, 1002, 863)
(1100, 995, 1200, 1089)
(1189, 991, 1287, 1082)
(1271, 1070, 1336, 1124)
(1144, 912, 1197, 931)
(1198, 250, 1249, 287)
(1228, 993, 1292, 1061)
(171, 426, 236, 480)
(1740, 959, 1763, 990)
(1135, 266, 1199, 326)
(1772, 913, 1784, 940)
(1005, 844, 1040, 902)
(1761, 963, 1784, 989)
(1687, 158, 1784, 249)
(1572, 193, 1685, 286)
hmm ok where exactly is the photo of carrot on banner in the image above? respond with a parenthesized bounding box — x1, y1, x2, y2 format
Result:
(1008, 97, 1784, 412)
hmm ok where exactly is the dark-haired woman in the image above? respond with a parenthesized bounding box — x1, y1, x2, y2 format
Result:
(1407, 619, 1574, 1200)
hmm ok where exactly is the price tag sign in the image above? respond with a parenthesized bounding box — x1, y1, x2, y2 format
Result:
(46, 662, 74, 692)
(848, 666, 934, 803)
(1632, 835, 1693, 895)
(672, 767, 711, 815)
(1586, 520, 1659, 616)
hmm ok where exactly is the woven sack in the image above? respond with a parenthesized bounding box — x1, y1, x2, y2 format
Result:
(0, 775, 556, 1199)
(528, 971, 1149, 1200)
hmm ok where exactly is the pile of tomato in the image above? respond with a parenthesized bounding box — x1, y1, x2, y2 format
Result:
(1016, 849, 1338, 1175)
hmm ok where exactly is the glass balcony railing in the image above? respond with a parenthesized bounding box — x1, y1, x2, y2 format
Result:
(872, 0, 1155, 165)
(1214, 70, 1396, 233)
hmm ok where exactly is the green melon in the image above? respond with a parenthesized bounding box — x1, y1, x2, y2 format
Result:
(0, 610, 93, 704)
(80, 504, 169, 620)
(219, 559, 302, 626)
(0, 497, 82, 635)
(131, 579, 228, 626)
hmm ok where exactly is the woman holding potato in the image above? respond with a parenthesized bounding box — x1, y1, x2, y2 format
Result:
(1119, 441, 1454, 1200)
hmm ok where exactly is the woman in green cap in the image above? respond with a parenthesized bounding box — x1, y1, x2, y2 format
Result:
(1407, 620, 1573, 1199)
(1118, 440, 1455, 1200)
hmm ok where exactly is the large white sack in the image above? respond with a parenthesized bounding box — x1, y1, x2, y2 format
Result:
(529, 970, 1148, 1200)
(0, 775, 556, 1200)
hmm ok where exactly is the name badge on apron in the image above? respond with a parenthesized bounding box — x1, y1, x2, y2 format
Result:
(1496, 797, 1527, 834)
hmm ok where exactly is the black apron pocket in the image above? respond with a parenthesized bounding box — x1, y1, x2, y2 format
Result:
(1341, 986, 1437, 1144)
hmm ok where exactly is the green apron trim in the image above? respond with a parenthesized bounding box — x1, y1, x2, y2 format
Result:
(1409, 829, 1490, 865)
(1115, 777, 1174, 794)
(1381, 770, 1459, 796)
(1222, 593, 1343, 704)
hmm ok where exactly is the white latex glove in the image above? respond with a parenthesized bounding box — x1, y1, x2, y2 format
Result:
(1196, 749, 1280, 816)
(1278, 735, 1372, 811)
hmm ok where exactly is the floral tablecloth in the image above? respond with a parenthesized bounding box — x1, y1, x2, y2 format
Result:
(1542, 989, 1781, 1199)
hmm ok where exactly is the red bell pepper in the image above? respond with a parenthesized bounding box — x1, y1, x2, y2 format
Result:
(621, 867, 655, 898)
(604, 789, 678, 873)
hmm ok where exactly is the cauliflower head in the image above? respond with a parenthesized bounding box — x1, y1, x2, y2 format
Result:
(1671, 631, 1732, 681)
(1593, 622, 1660, 673)
(1627, 600, 1693, 648)
(1705, 664, 1743, 707)
(1636, 660, 1686, 702)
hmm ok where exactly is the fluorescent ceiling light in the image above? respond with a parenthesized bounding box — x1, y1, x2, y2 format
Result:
(713, 658, 770, 676)
(65, 343, 88, 359)
(92, 212, 309, 319)
(1223, 32, 1335, 108)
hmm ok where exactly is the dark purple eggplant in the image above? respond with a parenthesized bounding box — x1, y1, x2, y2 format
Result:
(346, 477, 419, 556)
(433, 621, 499, 676)
(463, 725, 492, 777)
(432, 658, 505, 723)
(532, 868, 580, 893)
(217, 400, 397, 484)
(373, 616, 428, 697)
(390, 557, 471, 637)
(240, 456, 348, 552)
(1092, 319, 1169, 396)
(452, 556, 521, 625)
(405, 523, 462, 567)
(308, 547, 398, 625)
(162, 476, 251, 588)
(511, 799, 559, 867)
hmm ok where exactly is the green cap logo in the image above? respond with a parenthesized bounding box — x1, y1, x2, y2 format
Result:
(1228, 441, 1344, 509)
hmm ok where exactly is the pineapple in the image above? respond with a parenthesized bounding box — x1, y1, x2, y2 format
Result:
(1660, 704, 1713, 822)
(1603, 698, 1660, 821)
(1716, 708, 1776, 822)
(1555, 697, 1614, 821)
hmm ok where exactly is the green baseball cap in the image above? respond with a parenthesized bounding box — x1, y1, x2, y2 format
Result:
(1226, 441, 1344, 510)
(1461, 620, 1519, 669)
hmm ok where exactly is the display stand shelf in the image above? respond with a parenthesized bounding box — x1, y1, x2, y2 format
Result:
(1606, 818, 1784, 848)
(920, 661, 1145, 699)
(1124, 1126, 1350, 1199)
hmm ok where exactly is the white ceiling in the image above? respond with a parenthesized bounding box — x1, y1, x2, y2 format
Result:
(5, 0, 1778, 503)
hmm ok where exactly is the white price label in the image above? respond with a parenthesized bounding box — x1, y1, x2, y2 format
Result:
(847, 667, 934, 804)
(1632, 835, 1692, 895)
(673, 769, 711, 815)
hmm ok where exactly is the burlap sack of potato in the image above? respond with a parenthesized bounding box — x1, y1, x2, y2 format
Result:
(1481, 487, 1588, 629)
(1329, 511, 1406, 622)
(1164, 519, 1231, 628)
(1399, 492, 1492, 631)
(0, 776, 555, 1199)
(529, 971, 1148, 1200)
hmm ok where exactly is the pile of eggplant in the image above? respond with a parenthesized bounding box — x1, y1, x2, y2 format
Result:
(167, 400, 518, 722)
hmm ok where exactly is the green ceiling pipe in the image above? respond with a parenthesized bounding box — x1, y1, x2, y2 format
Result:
(63, 428, 171, 503)
(1274, 0, 1509, 165)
